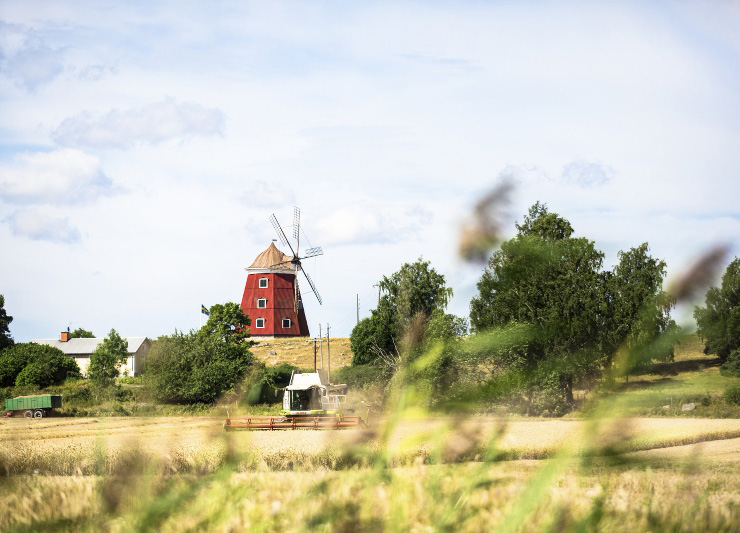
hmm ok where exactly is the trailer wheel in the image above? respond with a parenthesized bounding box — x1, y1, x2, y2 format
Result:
(24, 410, 33, 418)
(33, 410, 44, 418)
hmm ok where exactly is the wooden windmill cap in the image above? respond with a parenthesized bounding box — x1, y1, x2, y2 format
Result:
(249, 242, 293, 269)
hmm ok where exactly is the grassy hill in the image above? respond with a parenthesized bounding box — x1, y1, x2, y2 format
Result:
(249, 337, 353, 371)
(607, 333, 740, 417)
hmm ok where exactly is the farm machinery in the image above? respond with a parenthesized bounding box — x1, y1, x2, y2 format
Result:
(224, 369, 364, 430)
(4, 395, 62, 418)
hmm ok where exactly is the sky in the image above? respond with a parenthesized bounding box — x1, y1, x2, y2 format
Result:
(1, 1, 739, 342)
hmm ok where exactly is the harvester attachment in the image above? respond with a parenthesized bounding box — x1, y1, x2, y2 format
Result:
(224, 415, 363, 430)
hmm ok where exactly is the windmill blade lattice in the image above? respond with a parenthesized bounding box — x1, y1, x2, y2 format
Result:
(270, 214, 293, 252)
(301, 268, 322, 305)
(303, 246, 323, 259)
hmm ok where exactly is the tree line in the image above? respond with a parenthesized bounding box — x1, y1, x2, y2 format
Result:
(348, 203, 740, 413)
(1, 201, 739, 411)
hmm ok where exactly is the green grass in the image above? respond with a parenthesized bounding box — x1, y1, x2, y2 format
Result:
(605, 334, 740, 417)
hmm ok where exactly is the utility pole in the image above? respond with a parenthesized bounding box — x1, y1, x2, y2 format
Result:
(373, 283, 380, 306)
(356, 294, 359, 325)
(326, 323, 331, 384)
(313, 337, 317, 372)
(319, 323, 323, 369)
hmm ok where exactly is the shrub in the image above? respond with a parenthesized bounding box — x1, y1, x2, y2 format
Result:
(0, 344, 31, 386)
(1, 343, 81, 388)
(144, 330, 255, 404)
(719, 349, 740, 377)
(335, 364, 389, 389)
(725, 385, 740, 405)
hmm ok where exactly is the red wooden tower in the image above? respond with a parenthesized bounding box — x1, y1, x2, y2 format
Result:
(240, 208, 323, 338)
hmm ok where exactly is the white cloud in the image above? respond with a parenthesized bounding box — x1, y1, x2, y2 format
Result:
(0, 22, 66, 91)
(5, 209, 80, 243)
(561, 160, 612, 187)
(0, 149, 117, 205)
(51, 97, 225, 149)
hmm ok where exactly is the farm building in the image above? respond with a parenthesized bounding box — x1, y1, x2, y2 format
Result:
(32, 332, 152, 377)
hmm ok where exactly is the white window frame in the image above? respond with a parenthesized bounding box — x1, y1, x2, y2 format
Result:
(258, 278, 268, 288)
(282, 318, 292, 328)
(255, 318, 266, 328)
(257, 298, 267, 308)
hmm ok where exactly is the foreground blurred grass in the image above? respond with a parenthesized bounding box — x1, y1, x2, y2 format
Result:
(1, 414, 739, 531)
(1, 437, 738, 532)
(2, 416, 740, 476)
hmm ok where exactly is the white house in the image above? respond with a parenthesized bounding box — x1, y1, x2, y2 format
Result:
(32, 331, 152, 377)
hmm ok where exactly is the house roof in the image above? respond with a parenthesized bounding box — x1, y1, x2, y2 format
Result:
(31, 337, 150, 356)
(248, 242, 294, 270)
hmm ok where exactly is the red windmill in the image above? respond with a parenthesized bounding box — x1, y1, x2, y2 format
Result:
(240, 207, 323, 338)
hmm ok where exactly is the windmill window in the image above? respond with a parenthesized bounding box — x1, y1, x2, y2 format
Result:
(255, 318, 266, 328)
(282, 318, 292, 328)
(259, 278, 268, 288)
(257, 298, 267, 308)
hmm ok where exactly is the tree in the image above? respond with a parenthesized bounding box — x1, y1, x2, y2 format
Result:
(605, 243, 678, 376)
(470, 203, 675, 406)
(0, 343, 81, 388)
(88, 329, 129, 385)
(144, 329, 255, 404)
(350, 258, 453, 365)
(0, 294, 13, 351)
(69, 328, 95, 339)
(694, 257, 740, 361)
(198, 302, 251, 343)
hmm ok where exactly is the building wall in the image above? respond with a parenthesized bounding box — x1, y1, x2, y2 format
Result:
(240, 271, 310, 336)
(70, 340, 150, 378)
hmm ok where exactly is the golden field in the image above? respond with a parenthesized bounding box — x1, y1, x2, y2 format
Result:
(1, 415, 739, 531)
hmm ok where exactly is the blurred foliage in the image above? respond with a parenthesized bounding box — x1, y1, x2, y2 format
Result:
(694, 256, 740, 361)
(241, 362, 299, 405)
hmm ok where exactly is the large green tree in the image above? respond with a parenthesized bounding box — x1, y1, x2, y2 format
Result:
(88, 329, 129, 385)
(470, 203, 675, 405)
(0, 294, 13, 351)
(350, 258, 455, 365)
(694, 257, 740, 361)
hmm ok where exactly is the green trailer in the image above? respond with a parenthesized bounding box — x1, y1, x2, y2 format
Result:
(4, 395, 62, 418)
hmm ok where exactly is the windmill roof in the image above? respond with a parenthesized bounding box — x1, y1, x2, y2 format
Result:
(249, 242, 293, 269)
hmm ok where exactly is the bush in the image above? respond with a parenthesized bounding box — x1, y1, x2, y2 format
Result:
(725, 385, 740, 405)
(144, 331, 255, 404)
(335, 364, 389, 389)
(719, 349, 740, 377)
(1, 344, 81, 388)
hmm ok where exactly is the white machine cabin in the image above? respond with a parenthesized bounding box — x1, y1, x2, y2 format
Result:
(282, 369, 348, 415)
